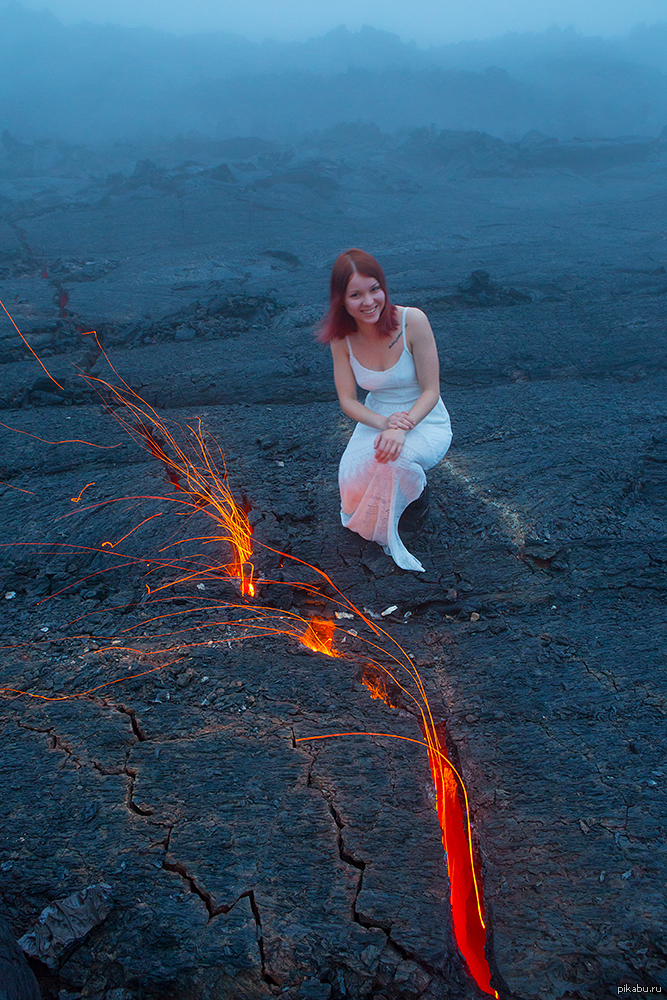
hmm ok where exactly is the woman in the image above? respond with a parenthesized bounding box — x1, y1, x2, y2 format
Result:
(319, 248, 452, 573)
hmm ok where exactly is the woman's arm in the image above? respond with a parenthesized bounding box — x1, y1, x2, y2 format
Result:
(372, 308, 441, 462)
(330, 339, 390, 431)
(404, 307, 441, 426)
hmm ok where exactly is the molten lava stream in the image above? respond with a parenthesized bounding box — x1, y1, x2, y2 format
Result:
(428, 733, 498, 998)
(299, 624, 497, 994)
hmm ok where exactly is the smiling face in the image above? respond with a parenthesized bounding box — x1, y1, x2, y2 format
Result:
(344, 272, 386, 329)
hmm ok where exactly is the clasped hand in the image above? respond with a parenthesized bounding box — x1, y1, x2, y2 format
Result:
(386, 411, 415, 431)
(373, 413, 414, 463)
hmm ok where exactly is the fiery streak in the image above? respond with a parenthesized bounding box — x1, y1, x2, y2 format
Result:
(71, 482, 96, 502)
(0, 301, 498, 997)
(0, 482, 35, 494)
(0, 296, 65, 391)
(101, 512, 163, 547)
(0, 421, 121, 449)
(0, 662, 179, 702)
(78, 336, 256, 596)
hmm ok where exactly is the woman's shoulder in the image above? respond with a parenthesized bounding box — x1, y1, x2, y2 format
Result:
(330, 335, 351, 359)
(403, 306, 432, 335)
(401, 305, 428, 321)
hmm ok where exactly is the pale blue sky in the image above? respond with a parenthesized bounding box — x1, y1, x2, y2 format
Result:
(22, 0, 667, 43)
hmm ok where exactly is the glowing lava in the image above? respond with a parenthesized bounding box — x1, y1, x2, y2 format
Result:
(80, 340, 257, 598)
(428, 731, 498, 997)
(359, 666, 498, 996)
(299, 617, 339, 656)
(362, 669, 393, 705)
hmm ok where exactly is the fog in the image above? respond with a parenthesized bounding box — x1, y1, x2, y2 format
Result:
(16, 0, 667, 43)
(2, 2, 667, 145)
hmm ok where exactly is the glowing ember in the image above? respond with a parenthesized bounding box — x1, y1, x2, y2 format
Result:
(299, 617, 339, 656)
(362, 671, 388, 702)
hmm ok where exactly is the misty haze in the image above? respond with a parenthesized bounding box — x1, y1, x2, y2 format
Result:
(0, 3, 666, 1000)
(3, 6, 667, 140)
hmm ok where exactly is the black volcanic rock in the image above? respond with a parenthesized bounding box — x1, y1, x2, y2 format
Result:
(1, 120, 667, 999)
(0, 916, 41, 1000)
(426, 271, 532, 310)
(641, 435, 667, 505)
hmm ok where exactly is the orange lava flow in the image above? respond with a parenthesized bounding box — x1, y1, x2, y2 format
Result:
(428, 730, 498, 997)
(304, 657, 498, 997)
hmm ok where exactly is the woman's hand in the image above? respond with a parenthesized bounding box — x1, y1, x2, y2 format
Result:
(385, 411, 415, 431)
(373, 427, 405, 463)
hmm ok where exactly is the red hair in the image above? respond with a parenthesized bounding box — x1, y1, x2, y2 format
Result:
(317, 248, 398, 343)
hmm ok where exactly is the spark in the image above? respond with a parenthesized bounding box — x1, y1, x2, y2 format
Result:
(101, 512, 163, 547)
(0, 421, 121, 449)
(71, 482, 96, 503)
(0, 296, 65, 391)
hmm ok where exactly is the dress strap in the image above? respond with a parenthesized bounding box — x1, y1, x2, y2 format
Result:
(401, 307, 408, 351)
(345, 335, 356, 361)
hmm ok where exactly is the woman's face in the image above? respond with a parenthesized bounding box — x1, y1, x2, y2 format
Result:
(344, 272, 386, 327)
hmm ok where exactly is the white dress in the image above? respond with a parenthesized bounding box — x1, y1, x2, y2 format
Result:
(339, 307, 452, 573)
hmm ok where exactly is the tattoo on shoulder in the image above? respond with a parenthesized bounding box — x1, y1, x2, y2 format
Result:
(388, 331, 402, 348)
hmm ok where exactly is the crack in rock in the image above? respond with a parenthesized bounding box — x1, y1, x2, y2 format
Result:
(101, 699, 147, 741)
(148, 822, 174, 853)
(331, 790, 447, 984)
(162, 858, 228, 919)
(246, 888, 280, 986)
(303, 743, 447, 991)
(92, 751, 154, 816)
(124, 763, 154, 815)
(17, 720, 83, 768)
(160, 861, 279, 985)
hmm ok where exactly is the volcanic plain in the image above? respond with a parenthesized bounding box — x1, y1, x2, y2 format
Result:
(1, 127, 666, 1000)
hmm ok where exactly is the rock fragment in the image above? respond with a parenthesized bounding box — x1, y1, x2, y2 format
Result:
(18, 884, 113, 969)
